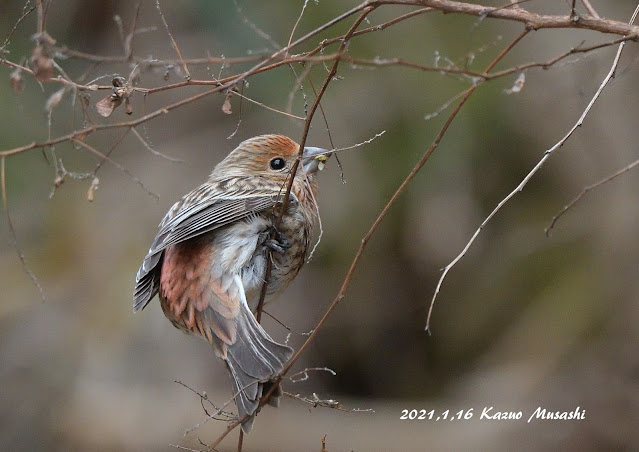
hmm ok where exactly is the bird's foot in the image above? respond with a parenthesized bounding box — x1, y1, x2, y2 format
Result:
(263, 226, 290, 254)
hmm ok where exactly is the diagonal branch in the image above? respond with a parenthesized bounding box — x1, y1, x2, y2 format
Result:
(546, 155, 639, 235)
(426, 3, 639, 331)
(217, 6, 377, 448)
(156, 0, 191, 79)
(255, 5, 377, 322)
(1, 157, 46, 302)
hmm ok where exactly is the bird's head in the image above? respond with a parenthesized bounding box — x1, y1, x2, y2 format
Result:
(210, 134, 329, 183)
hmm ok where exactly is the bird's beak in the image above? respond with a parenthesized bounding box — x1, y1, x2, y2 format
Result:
(302, 146, 330, 174)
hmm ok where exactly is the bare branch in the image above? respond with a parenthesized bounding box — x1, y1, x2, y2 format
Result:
(546, 156, 639, 235)
(581, 0, 601, 19)
(411, 0, 639, 36)
(71, 139, 159, 201)
(156, 0, 191, 80)
(1, 157, 46, 302)
(255, 4, 377, 323)
(426, 4, 639, 331)
(131, 127, 183, 163)
(0, 3, 37, 52)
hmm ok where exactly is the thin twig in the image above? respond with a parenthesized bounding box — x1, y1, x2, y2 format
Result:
(36, 0, 45, 35)
(426, 4, 639, 331)
(156, 0, 191, 80)
(174, 380, 236, 421)
(288, 367, 337, 383)
(221, 25, 531, 450)
(169, 444, 204, 452)
(1, 157, 46, 302)
(131, 127, 183, 162)
(305, 76, 345, 182)
(92, 129, 130, 175)
(125, 3, 142, 60)
(255, 4, 375, 325)
(214, 7, 377, 448)
(230, 90, 305, 120)
(287, 0, 311, 53)
(71, 139, 159, 200)
(546, 156, 639, 235)
(236, 430, 244, 452)
(0, 3, 37, 51)
(581, 0, 601, 18)
(233, 0, 281, 49)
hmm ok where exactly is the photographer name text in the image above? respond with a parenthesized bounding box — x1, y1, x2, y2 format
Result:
(400, 406, 586, 423)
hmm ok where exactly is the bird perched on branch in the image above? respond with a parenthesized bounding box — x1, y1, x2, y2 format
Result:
(133, 134, 328, 433)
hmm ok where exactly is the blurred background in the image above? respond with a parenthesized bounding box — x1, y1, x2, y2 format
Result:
(1, 0, 639, 450)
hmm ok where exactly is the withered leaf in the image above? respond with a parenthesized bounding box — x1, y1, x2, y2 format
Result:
(87, 177, 99, 202)
(45, 88, 65, 112)
(222, 95, 232, 115)
(31, 45, 54, 81)
(9, 68, 23, 94)
(95, 95, 123, 117)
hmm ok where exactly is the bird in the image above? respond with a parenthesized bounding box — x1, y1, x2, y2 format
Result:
(133, 134, 328, 433)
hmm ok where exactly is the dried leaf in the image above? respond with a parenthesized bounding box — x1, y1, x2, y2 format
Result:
(222, 95, 232, 115)
(9, 68, 23, 94)
(95, 95, 122, 117)
(31, 45, 54, 81)
(45, 88, 65, 112)
(504, 72, 526, 95)
(87, 177, 99, 202)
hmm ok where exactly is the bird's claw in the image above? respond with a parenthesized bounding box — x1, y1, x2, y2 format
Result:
(263, 226, 290, 254)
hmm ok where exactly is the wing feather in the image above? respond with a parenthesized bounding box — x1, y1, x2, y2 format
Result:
(133, 179, 292, 313)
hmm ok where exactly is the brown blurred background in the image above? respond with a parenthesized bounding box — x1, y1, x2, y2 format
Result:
(1, 0, 639, 450)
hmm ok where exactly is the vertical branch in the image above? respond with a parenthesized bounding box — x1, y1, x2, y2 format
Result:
(236, 429, 244, 452)
(217, 6, 376, 450)
(36, 0, 45, 35)
(254, 5, 376, 322)
(125, 3, 142, 60)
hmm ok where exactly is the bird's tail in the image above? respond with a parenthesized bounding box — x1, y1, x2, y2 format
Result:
(225, 303, 293, 434)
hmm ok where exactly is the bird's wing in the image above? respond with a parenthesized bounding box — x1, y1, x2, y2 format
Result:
(133, 180, 292, 312)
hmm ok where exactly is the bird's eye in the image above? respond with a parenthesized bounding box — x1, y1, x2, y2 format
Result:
(269, 157, 286, 170)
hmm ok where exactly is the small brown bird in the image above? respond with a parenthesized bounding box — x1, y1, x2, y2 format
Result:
(133, 134, 327, 433)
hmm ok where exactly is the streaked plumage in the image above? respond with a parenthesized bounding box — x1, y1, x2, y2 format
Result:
(133, 135, 327, 433)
